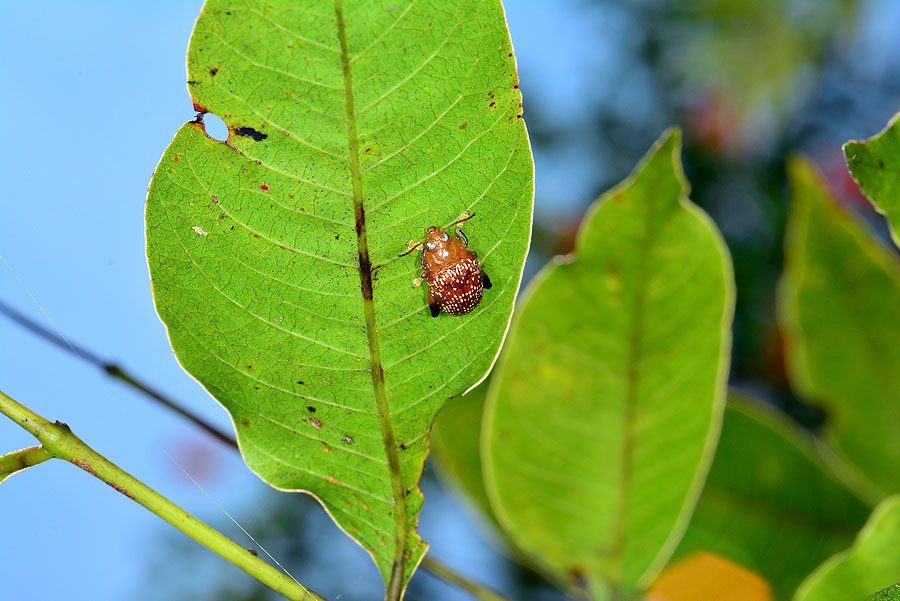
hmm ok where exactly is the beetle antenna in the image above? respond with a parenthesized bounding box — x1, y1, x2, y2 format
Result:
(449, 211, 475, 228)
(398, 241, 423, 258)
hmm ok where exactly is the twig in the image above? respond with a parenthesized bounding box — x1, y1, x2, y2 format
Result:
(0, 445, 53, 483)
(421, 556, 511, 601)
(0, 389, 326, 601)
(2, 297, 510, 601)
(0, 299, 236, 448)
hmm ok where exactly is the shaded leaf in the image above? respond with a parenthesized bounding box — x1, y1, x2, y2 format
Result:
(646, 552, 772, 601)
(845, 112, 900, 246)
(145, 0, 532, 593)
(779, 159, 900, 499)
(794, 496, 900, 601)
(674, 393, 871, 600)
(483, 129, 734, 599)
(430, 381, 498, 530)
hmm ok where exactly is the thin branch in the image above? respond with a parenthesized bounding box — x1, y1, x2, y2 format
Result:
(0, 445, 53, 483)
(0, 389, 326, 601)
(0, 299, 237, 448)
(2, 296, 510, 601)
(421, 556, 511, 601)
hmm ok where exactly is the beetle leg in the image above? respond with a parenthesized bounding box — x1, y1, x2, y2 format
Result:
(427, 287, 441, 317)
(420, 249, 427, 272)
(455, 227, 468, 247)
(482, 270, 493, 289)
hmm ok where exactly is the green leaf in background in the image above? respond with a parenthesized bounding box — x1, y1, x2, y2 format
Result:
(430, 382, 498, 531)
(674, 393, 871, 601)
(483, 129, 734, 600)
(867, 584, 900, 601)
(145, 0, 532, 595)
(794, 496, 900, 601)
(845, 112, 900, 246)
(0, 446, 51, 485)
(779, 159, 900, 499)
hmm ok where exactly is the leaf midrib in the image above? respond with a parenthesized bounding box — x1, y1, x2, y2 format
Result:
(334, 0, 409, 596)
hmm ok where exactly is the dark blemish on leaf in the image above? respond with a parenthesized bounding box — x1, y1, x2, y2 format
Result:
(489, 102, 496, 108)
(224, 10, 231, 15)
(297, 380, 306, 385)
(192, 101, 208, 114)
(234, 127, 268, 141)
(306, 405, 315, 413)
(448, 394, 454, 400)
(247, 548, 258, 556)
(508, 52, 513, 57)
(173, 155, 181, 163)
(341, 435, 354, 445)
(570, 567, 589, 589)
(322, 446, 331, 453)
(335, 234, 340, 240)
(241, 418, 250, 426)
(209, 67, 219, 77)
(211, 195, 219, 204)
(516, 114, 523, 119)
(246, 364, 253, 370)
(187, 80, 199, 86)
(309, 417, 322, 429)
(253, 386, 260, 390)
(514, 84, 519, 89)
(259, 183, 270, 192)
(878, 159, 886, 169)
(613, 192, 625, 203)
(459, 121, 468, 129)
(364, 147, 372, 153)
(399, 443, 407, 451)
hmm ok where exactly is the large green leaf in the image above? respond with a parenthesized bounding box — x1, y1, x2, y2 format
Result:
(779, 159, 900, 499)
(483, 129, 734, 600)
(145, 0, 532, 594)
(845, 112, 900, 246)
(794, 496, 900, 601)
(674, 394, 871, 601)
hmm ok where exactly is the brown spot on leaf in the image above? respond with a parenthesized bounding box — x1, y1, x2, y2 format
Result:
(209, 67, 219, 77)
(459, 121, 468, 129)
(259, 183, 270, 192)
(309, 417, 322, 429)
(173, 155, 181, 163)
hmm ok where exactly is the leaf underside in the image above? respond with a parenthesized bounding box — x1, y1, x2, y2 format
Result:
(779, 159, 900, 498)
(145, 0, 532, 592)
(674, 394, 870, 601)
(484, 129, 733, 600)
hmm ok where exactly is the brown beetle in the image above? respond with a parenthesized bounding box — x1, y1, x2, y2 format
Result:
(405, 213, 492, 317)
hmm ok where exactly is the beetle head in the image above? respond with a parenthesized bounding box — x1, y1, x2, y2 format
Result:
(424, 227, 450, 251)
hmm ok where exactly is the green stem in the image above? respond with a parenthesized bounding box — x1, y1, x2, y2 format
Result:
(421, 556, 511, 601)
(0, 389, 327, 601)
(0, 445, 52, 482)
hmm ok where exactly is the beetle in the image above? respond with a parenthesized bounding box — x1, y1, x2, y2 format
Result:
(404, 212, 492, 317)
